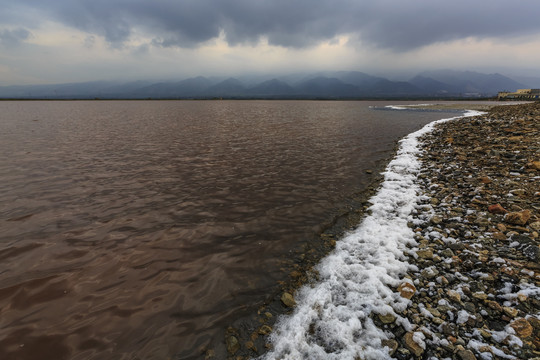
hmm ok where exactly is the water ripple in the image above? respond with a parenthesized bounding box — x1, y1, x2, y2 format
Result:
(0, 100, 451, 359)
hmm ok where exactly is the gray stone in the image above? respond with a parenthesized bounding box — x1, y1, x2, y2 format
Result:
(421, 267, 439, 279)
(441, 249, 455, 258)
(522, 245, 539, 261)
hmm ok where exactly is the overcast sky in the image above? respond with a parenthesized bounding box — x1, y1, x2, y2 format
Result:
(1, 0, 540, 85)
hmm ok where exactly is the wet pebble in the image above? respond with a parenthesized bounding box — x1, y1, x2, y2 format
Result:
(378, 102, 540, 360)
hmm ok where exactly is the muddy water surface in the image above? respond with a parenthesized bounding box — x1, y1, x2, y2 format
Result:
(0, 100, 458, 359)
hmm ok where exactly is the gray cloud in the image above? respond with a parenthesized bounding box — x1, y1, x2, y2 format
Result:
(84, 35, 96, 49)
(0, 27, 32, 47)
(3, 0, 540, 50)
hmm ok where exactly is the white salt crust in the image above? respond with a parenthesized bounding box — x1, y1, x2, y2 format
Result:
(260, 111, 483, 360)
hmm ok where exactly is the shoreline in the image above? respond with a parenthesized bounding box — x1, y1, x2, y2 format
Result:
(235, 102, 539, 359)
(218, 104, 466, 360)
(220, 153, 391, 359)
(391, 102, 539, 359)
(0, 98, 502, 102)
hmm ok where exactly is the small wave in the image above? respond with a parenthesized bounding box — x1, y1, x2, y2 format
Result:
(385, 105, 408, 110)
(384, 104, 434, 110)
(260, 110, 483, 360)
(372, 104, 465, 114)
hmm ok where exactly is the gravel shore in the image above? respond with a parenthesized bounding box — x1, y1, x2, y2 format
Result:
(222, 102, 538, 360)
(384, 102, 540, 359)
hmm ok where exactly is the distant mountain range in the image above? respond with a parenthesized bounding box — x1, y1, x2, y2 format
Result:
(1, 70, 537, 99)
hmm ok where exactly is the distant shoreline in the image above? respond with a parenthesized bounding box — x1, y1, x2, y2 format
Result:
(0, 97, 500, 101)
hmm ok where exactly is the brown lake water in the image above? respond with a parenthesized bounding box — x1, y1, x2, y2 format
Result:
(0, 100, 461, 359)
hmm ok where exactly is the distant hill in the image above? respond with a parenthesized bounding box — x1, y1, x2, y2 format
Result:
(248, 79, 295, 96)
(295, 76, 360, 97)
(331, 71, 387, 89)
(0, 81, 118, 98)
(508, 75, 540, 89)
(368, 79, 421, 96)
(0, 70, 530, 99)
(132, 77, 213, 98)
(203, 78, 247, 97)
(414, 70, 525, 95)
(409, 75, 458, 95)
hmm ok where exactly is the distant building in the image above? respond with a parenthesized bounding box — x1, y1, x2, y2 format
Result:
(498, 89, 540, 100)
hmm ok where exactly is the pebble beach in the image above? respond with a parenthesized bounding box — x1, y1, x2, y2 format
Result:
(386, 102, 540, 359)
(222, 102, 539, 360)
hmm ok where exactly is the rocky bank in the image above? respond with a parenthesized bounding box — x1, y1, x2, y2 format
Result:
(219, 102, 539, 360)
(383, 102, 539, 359)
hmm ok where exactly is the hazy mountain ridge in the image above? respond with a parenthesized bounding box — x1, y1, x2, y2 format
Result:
(416, 70, 526, 94)
(0, 70, 534, 99)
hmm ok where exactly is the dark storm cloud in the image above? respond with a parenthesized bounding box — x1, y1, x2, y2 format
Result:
(4, 0, 540, 50)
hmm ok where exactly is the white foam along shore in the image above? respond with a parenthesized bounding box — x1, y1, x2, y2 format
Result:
(384, 104, 434, 110)
(260, 110, 484, 360)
